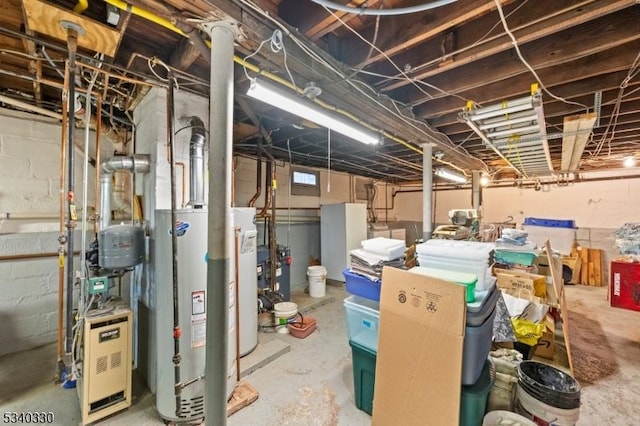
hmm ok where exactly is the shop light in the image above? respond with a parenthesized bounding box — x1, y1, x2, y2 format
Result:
(435, 168, 468, 184)
(623, 156, 636, 168)
(246, 78, 381, 145)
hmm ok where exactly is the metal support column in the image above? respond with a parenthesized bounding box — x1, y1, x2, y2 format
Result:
(422, 144, 433, 241)
(472, 170, 482, 212)
(202, 21, 238, 426)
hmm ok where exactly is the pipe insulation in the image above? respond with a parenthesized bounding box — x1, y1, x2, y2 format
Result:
(187, 116, 207, 208)
(99, 154, 150, 230)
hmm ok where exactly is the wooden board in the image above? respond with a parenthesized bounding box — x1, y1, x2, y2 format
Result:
(588, 262, 595, 286)
(22, 0, 122, 57)
(545, 240, 573, 376)
(227, 380, 259, 416)
(579, 247, 589, 285)
(561, 112, 597, 171)
(591, 249, 603, 286)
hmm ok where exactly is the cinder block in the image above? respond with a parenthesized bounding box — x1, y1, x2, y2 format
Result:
(0, 157, 30, 178)
(0, 275, 52, 300)
(2, 136, 59, 159)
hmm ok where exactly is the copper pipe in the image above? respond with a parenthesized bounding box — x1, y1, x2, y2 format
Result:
(57, 60, 69, 364)
(0, 251, 80, 262)
(94, 101, 102, 234)
(175, 161, 186, 208)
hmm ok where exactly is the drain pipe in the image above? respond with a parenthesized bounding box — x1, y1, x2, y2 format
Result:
(166, 76, 184, 418)
(203, 21, 238, 426)
(186, 116, 207, 208)
(63, 23, 81, 370)
(99, 154, 150, 230)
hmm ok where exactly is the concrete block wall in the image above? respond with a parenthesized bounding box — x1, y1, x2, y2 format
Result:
(0, 108, 114, 356)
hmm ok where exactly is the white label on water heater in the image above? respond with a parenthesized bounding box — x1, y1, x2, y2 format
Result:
(241, 230, 258, 254)
(192, 290, 205, 315)
(191, 318, 206, 348)
(191, 290, 206, 348)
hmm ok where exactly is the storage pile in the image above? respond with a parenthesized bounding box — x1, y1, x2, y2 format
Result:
(343, 237, 406, 301)
(522, 217, 577, 256)
(415, 239, 496, 292)
(494, 228, 538, 268)
(614, 222, 640, 256)
(344, 264, 500, 425)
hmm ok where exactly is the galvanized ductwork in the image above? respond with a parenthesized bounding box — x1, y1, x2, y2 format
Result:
(186, 116, 207, 208)
(99, 154, 150, 230)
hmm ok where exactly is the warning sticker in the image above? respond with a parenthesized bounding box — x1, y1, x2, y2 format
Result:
(192, 290, 205, 315)
(191, 318, 206, 348)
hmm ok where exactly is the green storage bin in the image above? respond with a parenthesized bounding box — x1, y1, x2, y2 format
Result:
(460, 359, 496, 426)
(349, 340, 376, 415)
(349, 340, 495, 424)
(409, 266, 478, 303)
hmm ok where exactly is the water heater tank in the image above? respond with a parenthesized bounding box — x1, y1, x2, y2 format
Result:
(98, 224, 145, 269)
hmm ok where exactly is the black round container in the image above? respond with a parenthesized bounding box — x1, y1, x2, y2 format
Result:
(517, 361, 581, 410)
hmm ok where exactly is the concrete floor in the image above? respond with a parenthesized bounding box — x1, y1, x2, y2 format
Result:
(1, 284, 638, 425)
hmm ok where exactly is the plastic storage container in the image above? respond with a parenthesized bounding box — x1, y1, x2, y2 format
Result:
(523, 218, 576, 228)
(344, 295, 380, 352)
(349, 340, 377, 415)
(416, 256, 494, 291)
(461, 359, 496, 426)
(521, 225, 577, 255)
(466, 284, 499, 327)
(463, 306, 497, 385)
(409, 266, 477, 303)
(360, 237, 406, 260)
(344, 268, 382, 301)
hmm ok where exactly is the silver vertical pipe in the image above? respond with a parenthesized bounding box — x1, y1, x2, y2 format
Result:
(422, 144, 433, 241)
(187, 116, 207, 208)
(203, 21, 237, 426)
(472, 170, 481, 212)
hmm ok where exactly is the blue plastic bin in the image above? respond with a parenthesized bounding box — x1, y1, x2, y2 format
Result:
(523, 217, 576, 228)
(344, 269, 381, 301)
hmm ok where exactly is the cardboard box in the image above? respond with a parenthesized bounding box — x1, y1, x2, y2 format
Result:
(562, 256, 581, 284)
(534, 314, 556, 360)
(372, 267, 466, 426)
(494, 268, 547, 298)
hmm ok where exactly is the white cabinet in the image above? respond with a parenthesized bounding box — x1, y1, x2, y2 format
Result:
(321, 203, 368, 281)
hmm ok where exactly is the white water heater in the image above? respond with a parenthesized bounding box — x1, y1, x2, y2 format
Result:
(154, 210, 237, 422)
(232, 207, 258, 356)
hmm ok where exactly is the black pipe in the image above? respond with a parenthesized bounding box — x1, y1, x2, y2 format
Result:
(166, 76, 183, 417)
(248, 142, 262, 207)
(64, 30, 78, 363)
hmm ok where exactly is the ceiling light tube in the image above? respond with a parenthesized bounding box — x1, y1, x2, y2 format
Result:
(246, 78, 381, 145)
(435, 168, 467, 184)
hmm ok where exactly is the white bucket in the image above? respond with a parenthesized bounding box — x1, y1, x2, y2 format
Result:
(515, 384, 580, 426)
(274, 302, 298, 334)
(483, 410, 536, 426)
(307, 265, 327, 298)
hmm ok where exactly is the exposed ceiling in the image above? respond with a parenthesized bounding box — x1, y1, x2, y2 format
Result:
(1, 0, 639, 185)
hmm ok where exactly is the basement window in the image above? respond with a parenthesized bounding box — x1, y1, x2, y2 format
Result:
(291, 168, 320, 196)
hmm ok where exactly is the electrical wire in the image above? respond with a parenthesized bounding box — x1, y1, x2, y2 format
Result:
(310, 0, 458, 16)
(243, 29, 297, 90)
(493, 0, 588, 110)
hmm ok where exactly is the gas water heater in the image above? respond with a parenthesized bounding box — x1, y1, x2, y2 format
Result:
(154, 210, 236, 422)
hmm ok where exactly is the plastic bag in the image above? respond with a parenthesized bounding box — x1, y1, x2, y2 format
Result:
(511, 318, 545, 346)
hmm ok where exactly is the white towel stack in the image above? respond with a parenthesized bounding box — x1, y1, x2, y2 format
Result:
(349, 237, 407, 281)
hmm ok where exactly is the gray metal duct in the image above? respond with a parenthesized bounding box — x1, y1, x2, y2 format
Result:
(186, 116, 207, 208)
(99, 154, 150, 230)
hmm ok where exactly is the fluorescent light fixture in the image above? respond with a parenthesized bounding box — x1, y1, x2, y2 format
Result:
(623, 156, 636, 168)
(246, 78, 381, 145)
(435, 168, 468, 184)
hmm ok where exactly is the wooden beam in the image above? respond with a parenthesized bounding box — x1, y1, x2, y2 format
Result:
(20, 1, 41, 107)
(403, 8, 640, 108)
(170, 36, 200, 70)
(335, 0, 512, 67)
(414, 41, 640, 119)
(561, 112, 597, 171)
(375, 0, 636, 92)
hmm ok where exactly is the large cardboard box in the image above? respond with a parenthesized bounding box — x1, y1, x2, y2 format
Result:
(495, 268, 546, 298)
(372, 267, 466, 426)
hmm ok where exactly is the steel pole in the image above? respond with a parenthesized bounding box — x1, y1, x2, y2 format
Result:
(422, 144, 433, 241)
(203, 21, 238, 426)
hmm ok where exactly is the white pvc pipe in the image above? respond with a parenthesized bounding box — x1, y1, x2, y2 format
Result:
(310, 0, 458, 16)
(422, 144, 433, 241)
